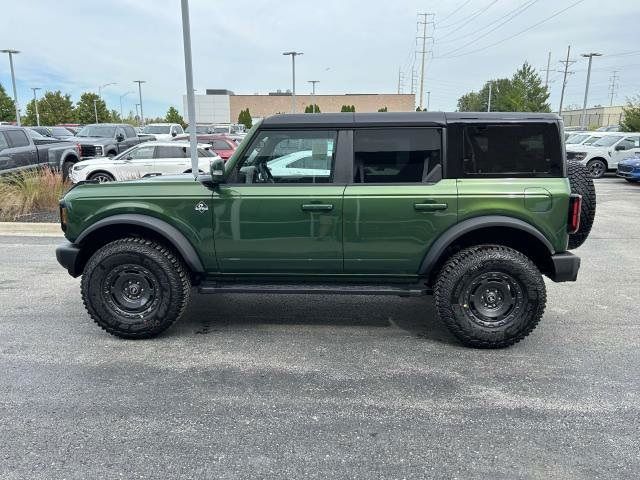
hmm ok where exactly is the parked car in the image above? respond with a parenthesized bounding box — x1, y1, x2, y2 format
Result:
(0, 125, 81, 176)
(596, 125, 621, 132)
(30, 125, 75, 140)
(141, 123, 184, 141)
(69, 123, 150, 159)
(56, 112, 596, 349)
(186, 124, 214, 134)
(565, 132, 607, 146)
(566, 133, 640, 178)
(172, 134, 237, 160)
(68, 141, 220, 183)
(211, 123, 247, 136)
(616, 154, 640, 183)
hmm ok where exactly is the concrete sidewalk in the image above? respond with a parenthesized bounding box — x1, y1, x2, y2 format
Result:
(0, 222, 63, 237)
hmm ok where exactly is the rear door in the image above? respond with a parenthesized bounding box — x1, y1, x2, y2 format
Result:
(0, 129, 36, 171)
(342, 127, 458, 274)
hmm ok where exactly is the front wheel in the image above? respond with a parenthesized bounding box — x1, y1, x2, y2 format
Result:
(81, 238, 191, 338)
(434, 245, 546, 349)
(586, 159, 607, 178)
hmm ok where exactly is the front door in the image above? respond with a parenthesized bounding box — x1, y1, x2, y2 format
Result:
(611, 135, 640, 168)
(343, 127, 458, 274)
(212, 129, 344, 273)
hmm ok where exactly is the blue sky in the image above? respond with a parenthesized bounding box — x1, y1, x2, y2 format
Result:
(1, 0, 639, 118)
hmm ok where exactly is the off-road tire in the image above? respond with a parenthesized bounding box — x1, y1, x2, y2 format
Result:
(567, 160, 596, 249)
(81, 238, 191, 338)
(434, 245, 546, 349)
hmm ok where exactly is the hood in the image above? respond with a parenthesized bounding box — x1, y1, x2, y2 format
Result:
(619, 155, 640, 166)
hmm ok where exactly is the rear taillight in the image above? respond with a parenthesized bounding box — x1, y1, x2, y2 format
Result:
(568, 194, 582, 234)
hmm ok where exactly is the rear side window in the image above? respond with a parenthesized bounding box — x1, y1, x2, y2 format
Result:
(156, 146, 187, 158)
(462, 124, 562, 177)
(0, 133, 9, 150)
(212, 140, 230, 150)
(5, 130, 30, 148)
(353, 128, 442, 183)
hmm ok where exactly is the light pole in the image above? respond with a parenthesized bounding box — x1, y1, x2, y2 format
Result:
(426, 91, 431, 111)
(487, 82, 492, 112)
(283, 51, 303, 113)
(308, 80, 319, 113)
(119, 91, 133, 119)
(135, 104, 140, 125)
(133, 80, 146, 126)
(179, 0, 199, 177)
(1, 49, 21, 126)
(580, 52, 602, 129)
(31, 87, 41, 126)
(93, 99, 99, 123)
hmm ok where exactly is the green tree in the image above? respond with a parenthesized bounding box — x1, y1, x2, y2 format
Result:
(304, 104, 321, 113)
(621, 96, 640, 132)
(237, 108, 252, 129)
(165, 106, 186, 128)
(378, 106, 388, 112)
(0, 83, 16, 122)
(75, 92, 110, 124)
(340, 105, 355, 112)
(23, 90, 76, 126)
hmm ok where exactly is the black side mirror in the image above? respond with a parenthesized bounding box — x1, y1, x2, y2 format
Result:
(209, 157, 225, 183)
(116, 133, 125, 142)
(171, 131, 177, 137)
(615, 144, 626, 151)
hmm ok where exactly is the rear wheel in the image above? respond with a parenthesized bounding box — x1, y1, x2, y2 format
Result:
(434, 245, 546, 349)
(81, 238, 191, 338)
(88, 171, 115, 183)
(586, 158, 607, 178)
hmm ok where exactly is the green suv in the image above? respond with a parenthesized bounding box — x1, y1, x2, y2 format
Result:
(56, 112, 596, 348)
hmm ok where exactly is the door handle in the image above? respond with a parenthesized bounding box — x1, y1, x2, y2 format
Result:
(301, 204, 334, 212)
(414, 202, 448, 211)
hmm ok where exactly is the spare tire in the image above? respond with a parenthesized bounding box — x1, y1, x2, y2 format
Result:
(567, 161, 596, 249)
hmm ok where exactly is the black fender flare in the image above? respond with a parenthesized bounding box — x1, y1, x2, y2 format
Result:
(75, 214, 205, 273)
(419, 215, 555, 276)
(58, 149, 79, 169)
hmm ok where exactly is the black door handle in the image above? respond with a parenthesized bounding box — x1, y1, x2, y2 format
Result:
(414, 203, 448, 211)
(301, 204, 334, 212)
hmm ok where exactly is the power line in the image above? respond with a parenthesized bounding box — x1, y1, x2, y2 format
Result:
(436, 0, 586, 59)
(437, 0, 499, 40)
(438, 0, 473, 23)
(436, 0, 497, 30)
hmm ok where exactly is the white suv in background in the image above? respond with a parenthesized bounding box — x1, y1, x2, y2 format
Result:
(69, 141, 220, 183)
(566, 133, 640, 178)
(141, 123, 184, 141)
(565, 132, 607, 147)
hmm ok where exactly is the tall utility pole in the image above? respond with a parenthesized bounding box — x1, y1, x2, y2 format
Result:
(608, 71, 619, 106)
(31, 87, 41, 126)
(416, 13, 434, 110)
(558, 45, 576, 116)
(397, 68, 405, 94)
(308, 80, 319, 113)
(543, 51, 552, 88)
(283, 51, 303, 113)
(135, 104, 140, 125)
(119, 91, 133, 119)
(93, 99, 99, 123)
(1, 49, 21, 126)
(134, 80, 146, 126)
(580, 52, 602, 129)
(179, 0, 199, 178)
(487, 82, 493, 112)
(426, 91, 431, 111)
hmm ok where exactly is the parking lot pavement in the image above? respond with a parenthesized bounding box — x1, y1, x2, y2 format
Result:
(0, 177, 638, 479)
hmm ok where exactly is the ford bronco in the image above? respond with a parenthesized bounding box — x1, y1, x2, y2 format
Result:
(56, 112, 596, 348)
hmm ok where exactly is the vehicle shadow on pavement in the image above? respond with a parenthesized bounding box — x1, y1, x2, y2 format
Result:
(176, 292, 457, 345)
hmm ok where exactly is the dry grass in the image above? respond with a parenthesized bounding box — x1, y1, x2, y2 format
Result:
(0, 168, 70, 221)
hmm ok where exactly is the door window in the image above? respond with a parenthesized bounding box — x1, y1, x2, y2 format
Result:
(233, 130, 337, 184)
(212, 139, 231, 150)
(128, 145, 155, 159)
(4, 130, 30, 148)
(353, 128, 441, 183)
(619, 137, 640, 150)
(155, 145, 212, 158)
(0, 133, 8, 151)
(124, 126, 137, 138)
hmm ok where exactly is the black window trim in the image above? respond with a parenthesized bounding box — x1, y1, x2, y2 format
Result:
(347, 126, 444, 186)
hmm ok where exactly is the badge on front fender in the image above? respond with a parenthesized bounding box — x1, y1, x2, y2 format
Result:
(194, 201, 209, 214)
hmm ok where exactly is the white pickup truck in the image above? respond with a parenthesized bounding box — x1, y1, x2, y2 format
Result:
(566, 132, 640, 178)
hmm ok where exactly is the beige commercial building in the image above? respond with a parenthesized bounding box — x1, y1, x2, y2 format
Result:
(183, 89, 416, 124)
(561, 105, 625, 128)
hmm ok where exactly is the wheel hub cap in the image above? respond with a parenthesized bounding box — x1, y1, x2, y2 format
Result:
(460, 272, 524, 326)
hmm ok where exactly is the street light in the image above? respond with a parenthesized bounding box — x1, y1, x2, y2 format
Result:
(580, 52, 603, 129)
(93, 99, 99, 123)
(283, 51, 303, 113)
(179, 0, 199, 177)
(1, 49, 21, 126)
(31, 87, 41, 126)
(133, 80, 146, 126)
(119, 91, 134, 119)
(308, 80, 319, 113)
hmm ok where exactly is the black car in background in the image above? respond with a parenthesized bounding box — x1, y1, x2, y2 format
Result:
(29, 126, 75, 140)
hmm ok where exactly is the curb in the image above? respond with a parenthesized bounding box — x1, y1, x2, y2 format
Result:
(0, 222, 63, 237)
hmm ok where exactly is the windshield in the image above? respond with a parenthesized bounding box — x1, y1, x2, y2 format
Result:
(27, 129, 47, 139)
(566, 134, 589, 144)
(213, 127, 229, 134)
(186, 125, 211, 134)
(583, 136, 601, 145)
(592, 135, 624, 147)
(143, 125, 171, 134)
(76, 125, 116, 138)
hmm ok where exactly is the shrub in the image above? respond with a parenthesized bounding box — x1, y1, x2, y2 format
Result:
(0, 168, 69, 221)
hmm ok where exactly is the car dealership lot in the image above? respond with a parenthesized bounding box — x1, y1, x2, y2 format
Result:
(0, 178, 638, 479)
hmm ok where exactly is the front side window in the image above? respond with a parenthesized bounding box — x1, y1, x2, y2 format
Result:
(0, 133, 9, 150)
(232, 130, 337, 184)
(462, 124, 562, 177)
(124, 126, 137, 138)
(5, 129, 30, 148)
(353, 128, 441, 183)
(592, 135, 623, 147)
(619, 136, 640, 149)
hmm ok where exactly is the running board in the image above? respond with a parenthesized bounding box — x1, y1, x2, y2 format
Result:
(198, 282, 430, 297)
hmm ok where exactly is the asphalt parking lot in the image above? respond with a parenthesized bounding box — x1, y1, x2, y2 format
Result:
(0, 177, 638, 479)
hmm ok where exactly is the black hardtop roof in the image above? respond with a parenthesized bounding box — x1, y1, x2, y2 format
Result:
(261, 111, 561, 128)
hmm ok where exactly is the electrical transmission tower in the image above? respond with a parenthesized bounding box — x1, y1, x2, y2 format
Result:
(558, 45, 576, 115)
(608, 71, 619, 106)
(397, 68, 406, 94)
(416, 13, 434, 109)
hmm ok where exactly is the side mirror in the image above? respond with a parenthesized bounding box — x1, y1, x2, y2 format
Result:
(210, 157, 225, 183)
(116, 133, 125, 142)
(615, 144, 626, 151)
(171, 131, 177, 137)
